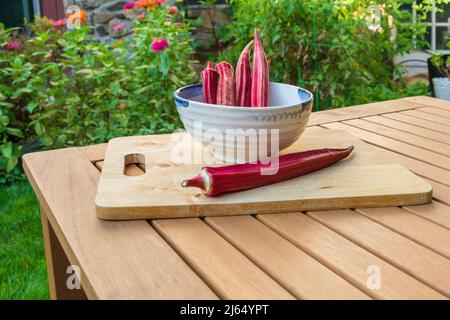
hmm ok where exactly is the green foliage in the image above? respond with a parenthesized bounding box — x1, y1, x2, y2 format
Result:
(0, 182, 48, 299)
(0, 6, 195, 183)
(431, 38, 450, 79)
(219, 0, 437, 110)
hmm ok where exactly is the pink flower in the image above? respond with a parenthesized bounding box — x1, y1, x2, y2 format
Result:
(169, 6, 179, 15)
(4, 39, 20, 51)
(112, 22, 125, 33)
(123, 1, 136, 10)
(53, 18, 67, 28)
(136, 13, 145, 20)
(151, 38, 169, 52)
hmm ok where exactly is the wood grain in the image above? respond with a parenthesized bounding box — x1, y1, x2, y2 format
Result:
(342, 118, 450, 156)
(402, 110, 450, 126)
(382, 112, 450, 135)
(351, 141, 450, 187)
(23, 148, 217, 300)
(205, 215, 370, 300)
(258, 212, 445, 299)
(355, 207, 450, 259)
(403, 201, 450, 230)
(78, 144, 107, 163)
(321, 122, 450, 170)
(40, 206, 88, 300)
(306, 209, 450, 297)
(416, 106, 450, 119)
(307, 99, 419, 126)
(423, 179, 450, 205)
(362, 116, 450, 145)
(152, 218, 294, 300)
(95, 129, 431, 220)
(402, 96, 450, 110)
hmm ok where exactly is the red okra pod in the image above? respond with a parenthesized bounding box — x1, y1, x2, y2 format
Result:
(251, 29, 269, 107)
(235, 40, 253, 107)
(182, 146, 354, 197)
(200, 61, 218, 104)
(216, 61, 236, 106)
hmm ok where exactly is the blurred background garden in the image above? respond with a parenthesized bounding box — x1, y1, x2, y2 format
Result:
(0, 0, 449, 299)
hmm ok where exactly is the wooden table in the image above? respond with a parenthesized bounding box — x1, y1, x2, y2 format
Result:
(24, 96, 450, 300)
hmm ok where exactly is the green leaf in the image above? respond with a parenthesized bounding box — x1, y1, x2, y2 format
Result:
(6, 128, 24, 138)
(110, 82, 121, 95)
(11, 57, 23, 69)
(1, 141, 13, 159)
(26, 102, 38, 113)
(159, 53, 169, 75)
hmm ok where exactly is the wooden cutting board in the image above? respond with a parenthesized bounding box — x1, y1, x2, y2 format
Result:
(95, 128, 432, 220)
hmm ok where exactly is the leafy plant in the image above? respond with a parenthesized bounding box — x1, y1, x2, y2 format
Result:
(218, 0, 442, 110)
(0, 5, 196, 183)
(431, 39, 450, 79)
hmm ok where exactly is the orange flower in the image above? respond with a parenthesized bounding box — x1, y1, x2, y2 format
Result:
(118, 103, 126, 110)
(135, 0, 154, 8)
(67, 9, 88, 25)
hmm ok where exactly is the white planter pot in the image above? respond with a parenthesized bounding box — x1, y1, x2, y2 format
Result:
(432, 77, 450, 101)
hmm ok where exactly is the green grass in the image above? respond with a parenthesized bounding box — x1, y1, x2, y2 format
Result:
(0, 181, 49, 299)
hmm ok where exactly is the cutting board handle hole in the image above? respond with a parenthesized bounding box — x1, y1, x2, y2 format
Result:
(124, 153, 146, 176)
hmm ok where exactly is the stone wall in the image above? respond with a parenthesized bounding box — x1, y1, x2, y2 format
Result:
(61, 0, 230, 52)
(63, 0, 174, 43)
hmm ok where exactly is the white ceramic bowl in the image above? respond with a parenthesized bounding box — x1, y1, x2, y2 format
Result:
(174, 82, 313, 163)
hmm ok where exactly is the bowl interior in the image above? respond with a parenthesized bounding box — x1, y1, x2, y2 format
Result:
(175, 82, 312, 108)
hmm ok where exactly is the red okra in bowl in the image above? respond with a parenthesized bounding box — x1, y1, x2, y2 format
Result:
(173, 30, 313, 163)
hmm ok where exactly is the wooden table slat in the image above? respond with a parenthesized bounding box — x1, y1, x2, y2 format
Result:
(402, 96, 450, 110)
(257, 213, 445, 299)
(382, 113, 450, 135)
(305, 210, 450, 298)
(320, 123, 450, 188)
(205, 215, 370, 300)
(355, 207, 450, 259)
(321, 122, 450, 170)
(307, 99, 420, 126)
(400, 110, 450, 127)
(152, 218, 294, 300)
(342, 118, 450, 156)
(419, 179, 450, 205)
(416, 106, 450, 119)
(362, 115, 450, 145)
(23, 148, 217, 300)
(403, 201, 450, 230)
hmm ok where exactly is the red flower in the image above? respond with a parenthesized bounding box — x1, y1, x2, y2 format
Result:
(3, 39, 20, 51)
(53, 18, 67, 28)
(151, 38, 169, 52)
(118, 103, 126, 110)
(169, 6, 179, 15)
(123, 1, 136, 10)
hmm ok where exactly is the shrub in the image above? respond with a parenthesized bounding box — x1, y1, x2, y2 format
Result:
(0, 4, 195, 183)
(218, 0, 442, 110)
